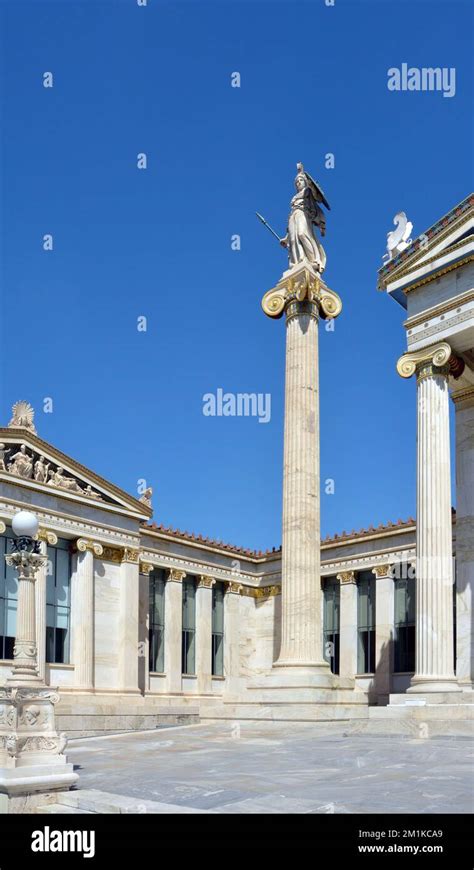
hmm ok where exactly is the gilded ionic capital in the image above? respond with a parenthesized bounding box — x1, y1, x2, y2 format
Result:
(36, 528, 58, 546)
(396, 341, 452, 380)
(337, 570, 356, 585)
(262, 264, 342, 322)
(225, 581, 243, 595)
(168, 568, 186, 583)
(371, 564, 392, 579)
(121, 547, 140, 564)
(0, 521, 6, 534)
(198, 574, 216, 589)
(75, 538, 104, 557)
(139, 561, 154, 576)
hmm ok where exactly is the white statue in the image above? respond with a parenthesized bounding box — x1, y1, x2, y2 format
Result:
(139, 486, 153, 508)
(8, 444, 33, 478)
(8, 401, 37, 434)
(383, 212, 413, 263)
(47, 466, 83, 493)
(280, 163, 329, 273)
(83, 485, 102, 501)
(34, 455, 50, 483)
(0, 443, 8, 472)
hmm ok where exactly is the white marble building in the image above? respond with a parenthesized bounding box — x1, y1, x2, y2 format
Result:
(0, 195, 472, 736)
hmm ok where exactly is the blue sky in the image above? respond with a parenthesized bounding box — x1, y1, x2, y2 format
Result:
(0, 0, 472, 551)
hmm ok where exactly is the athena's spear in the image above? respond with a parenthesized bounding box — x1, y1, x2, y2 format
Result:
(256, 212, 282, 244)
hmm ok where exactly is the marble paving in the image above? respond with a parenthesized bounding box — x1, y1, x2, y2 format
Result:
(66, 722, 474, 814)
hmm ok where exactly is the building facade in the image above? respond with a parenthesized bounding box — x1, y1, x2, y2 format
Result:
(0, 195, 472, 735)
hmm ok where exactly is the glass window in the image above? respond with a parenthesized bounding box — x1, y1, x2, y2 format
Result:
(357, 571, 376, 674)
(182, 576, 196, 675)
(46, 539, 71, 664)
(149, 569, 165, 673)
(212, 582, 224, 676)
(0, 528, 18, 660)
(323, 576, 340, 675)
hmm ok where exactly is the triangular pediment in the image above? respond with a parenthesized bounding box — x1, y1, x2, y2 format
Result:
(0, 427, 152, 521)
(377, 195, 474, 305)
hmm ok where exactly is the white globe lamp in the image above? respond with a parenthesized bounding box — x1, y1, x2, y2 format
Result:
(12, 510, 39, 539)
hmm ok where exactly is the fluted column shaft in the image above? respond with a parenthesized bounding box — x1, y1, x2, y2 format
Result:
(409, 364, 458, 692)
(196, 576, 215, 694)
(454, 392, 474, 686)
(276, 300, 327, 669)
(73, 549, 95, 689)
(165, 569, 185, 693)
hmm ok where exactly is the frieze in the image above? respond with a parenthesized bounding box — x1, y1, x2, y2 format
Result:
(0, 502, 140, 550)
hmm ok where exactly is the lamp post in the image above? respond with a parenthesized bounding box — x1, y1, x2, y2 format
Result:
(0, 511, 78, 808)
(6, 511, 43, 686)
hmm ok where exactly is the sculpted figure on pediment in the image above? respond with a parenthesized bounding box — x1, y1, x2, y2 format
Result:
(83, 485, 103, 501)
(34, 455, 50, 483)
(7, 444, 33, 478)
(0, 443, 8, 472)
(47, 466, 84, 493)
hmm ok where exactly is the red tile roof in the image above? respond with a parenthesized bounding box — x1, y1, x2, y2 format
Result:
(142, 514, 433, 559)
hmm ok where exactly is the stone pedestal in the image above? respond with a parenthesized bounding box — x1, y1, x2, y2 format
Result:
(0, 686, 77, 798)
(397, 343, 459, 693)
(0, 546, 77, 803)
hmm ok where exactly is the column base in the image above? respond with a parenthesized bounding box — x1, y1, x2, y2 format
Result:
(407, 676, 461, 694)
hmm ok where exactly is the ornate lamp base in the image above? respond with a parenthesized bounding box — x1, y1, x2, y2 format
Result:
(0, 686, 78, 800)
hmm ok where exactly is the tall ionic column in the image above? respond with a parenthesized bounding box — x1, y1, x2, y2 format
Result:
(397, 342, 459, 693)
(373, 564, 394, 703)
(196, 575, 215, 695)
(337, 571, 358, 679)
(165, 569, 185, 694)
(224, 581, 242, 697)
(35, 529, 58, 683)
(119, 548, 140, 694)
(72, 539, 103, 690)
(452, 387, 474, 688)
(262, 266, 342, 684)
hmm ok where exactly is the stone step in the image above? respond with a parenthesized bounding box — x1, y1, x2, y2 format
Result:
(200, 703, 370, 722)
(39, 804, 95, 814)
(38, 789, 209, 814)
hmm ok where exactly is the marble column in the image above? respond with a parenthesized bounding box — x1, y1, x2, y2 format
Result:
(373, 564, 394, 703)
(262, 265, 342, 683)
(397, 342, 459, 692)
(165, 569, 185, 694)
(118, 548, 140, 694)
(224, 582, 242, 696)
(35, 530, 58, 683)
(139, 561, 153, 694)
(72, 539, 103, 690)
(274, 297, 326, 669)
(453, 387, 474, 688)
(337, 571, 358, 679)
(196, 575, 215, 695)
